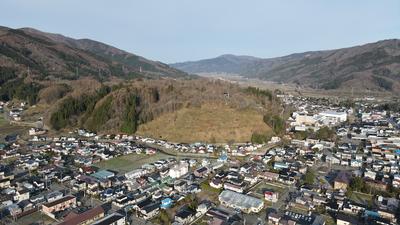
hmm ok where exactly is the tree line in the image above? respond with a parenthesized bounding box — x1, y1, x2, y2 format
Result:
(0, 78, 42, 105)
(50, 85, 111, 130)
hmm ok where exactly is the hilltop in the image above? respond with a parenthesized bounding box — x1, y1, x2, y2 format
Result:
(171, 39, 400, 93)
(47, 79, 279, 143)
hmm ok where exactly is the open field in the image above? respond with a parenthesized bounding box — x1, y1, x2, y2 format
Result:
(94, 152, 173, 173)
(349, 191, 373, 206)
(0, 123, 27, 141)
(0, 125, 27, 141)
(253, 182, 287, 196)
(15, 211, 55, 225)
(137, 103, 271, 143)
(198, 181, 221, 202)
(0, 111, 29, 141)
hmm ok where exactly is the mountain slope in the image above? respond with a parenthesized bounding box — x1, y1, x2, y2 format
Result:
(171, 54, 261, 74)
(172, 40, 400, 92)
(0, 26, 188, 81)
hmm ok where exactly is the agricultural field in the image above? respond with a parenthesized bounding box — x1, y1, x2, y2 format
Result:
(94, 152, 173, 173)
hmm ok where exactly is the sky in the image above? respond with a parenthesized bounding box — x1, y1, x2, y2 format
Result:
(1, 0, 399, 63)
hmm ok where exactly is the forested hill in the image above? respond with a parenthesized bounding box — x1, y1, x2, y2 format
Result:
(0, 26, 189, 81)
(46, 79, 282, 143)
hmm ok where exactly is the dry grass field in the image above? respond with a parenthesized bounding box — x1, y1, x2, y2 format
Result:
(137, 103, 271, 143)
(0, 113, 28, 140)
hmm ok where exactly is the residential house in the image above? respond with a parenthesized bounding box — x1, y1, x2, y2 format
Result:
(42, 195, 76, 217)
(174, 208, 195, 225)
(92, 213, 126, 225)
(58, 205, 105, 225)
(334, 171, 350, 190)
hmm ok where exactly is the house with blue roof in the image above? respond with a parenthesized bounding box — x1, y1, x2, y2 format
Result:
(160, 198, 172, 209)
(91, 170, 115, 180)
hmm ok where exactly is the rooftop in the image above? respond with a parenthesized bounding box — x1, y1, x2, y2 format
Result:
(43, 195, 76, 208)
(92, 213, 125, 225)
(219, 190, 263, 209)
(91, 170, 115, 180)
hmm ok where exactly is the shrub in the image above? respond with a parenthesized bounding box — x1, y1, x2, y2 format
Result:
(251, 132, 269, 144)
(316, 126, 335, 141)
(244, 86, 273, 101)
(263, 113, 285, 135)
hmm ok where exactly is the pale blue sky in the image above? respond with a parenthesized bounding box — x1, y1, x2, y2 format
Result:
(1, 0, 399, 63)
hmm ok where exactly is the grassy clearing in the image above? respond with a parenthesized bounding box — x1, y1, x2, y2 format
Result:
(94, 152, 172, 173)
(0, 112, 28, 140)
(253, 182, 287, 196)
(137, 103, 271, 143)
(324, 215, 336, 225)
(289, 205, 309, 214)
(349, 191, 373, 206)
(0, 125, 27, 141)
(197, 181, 221, 203)
(16, 211, 55, 225)
(0, 113, 7, 126)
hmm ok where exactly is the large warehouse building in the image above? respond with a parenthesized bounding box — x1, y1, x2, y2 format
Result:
(218, 190, 264, 213)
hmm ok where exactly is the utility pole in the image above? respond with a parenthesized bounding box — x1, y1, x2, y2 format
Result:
(351, 87, 354, 99)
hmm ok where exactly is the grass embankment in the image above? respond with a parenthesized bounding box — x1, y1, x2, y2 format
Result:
(137, 103, 271, 143)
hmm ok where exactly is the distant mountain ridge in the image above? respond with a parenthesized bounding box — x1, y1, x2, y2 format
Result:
(0, 26, 188, 80)
(171, 40, 400, 92)
(172, 54, 261, 74)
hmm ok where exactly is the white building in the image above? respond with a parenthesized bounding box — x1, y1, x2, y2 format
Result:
(168, 162, 188, 179)
(364, 170, 377, 180)
(125, 169, 147, 179)
(92, 213, 126, 225)
(264, 191, 279, 203)
(319, 111, 347, 123)
(219, 190, 264, 213)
